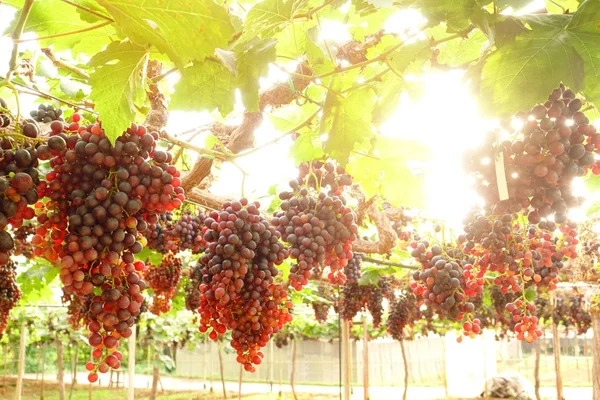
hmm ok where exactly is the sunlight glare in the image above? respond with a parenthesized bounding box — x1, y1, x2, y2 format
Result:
(380, 70, 497, 228)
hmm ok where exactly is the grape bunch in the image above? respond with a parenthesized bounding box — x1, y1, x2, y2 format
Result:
(273, 161, 358, 290)
(386, 289, 419, 341)
(185, 263, 203, 313)
(35, 115, 184, 381)
(344, 253, 364, 285)
(62, 290, 91, 330)
(13, 224, 35, 258)
(143, 212, 174, 253)
(0, 98, 10, 128)
(145, 254, 183, 315)
(0, 261, 20, 334)
(382, 202, 413, 241)
(0, 108, 45, 267)
(29, 104, 63, 123)
(170, 210, 207, 253)
(464, 85, 597, 224)
(409, 241, 474, 320)
(311, 284, 333, 323)
(566, 294, 592, 335)
(197, 199, 292, 372)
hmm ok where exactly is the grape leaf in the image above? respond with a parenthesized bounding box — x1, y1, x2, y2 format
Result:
(135, 247, 163, 266)
(97, 0, 234, 67)
(545, 0, 580, 14)
(565, 0, 600, 111)
(235, 39, 278, 111)
(275, 21, 317, 60)
(479, 14, 585, 116)
(321, 87, 376, 165)
(372, 74, 405, 125)
(432, 28, 487, 65)
(240, 0, 308, 43)
(73, 0, 111, 23)
(170, 62, 236, 117)
(396, 0, 477, 32)
(346, 136, 431, 209)
(88, 40, 148, 144)
(290, 131, 324, 164)
(4, 0, 116, 52)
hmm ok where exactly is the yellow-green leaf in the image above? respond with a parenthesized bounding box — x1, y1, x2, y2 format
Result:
(88, 40, 148, 144)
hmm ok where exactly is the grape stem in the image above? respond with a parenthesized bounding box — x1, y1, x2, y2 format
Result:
(13, 21, 113, 43)
(230, 107, 321, 160)
(10, 81, 97, 113)
(41, 48, 90, 80)
(160, 131, 228, 161)
(363, 257, 419, 270)
(293, 0, 336, 20)
(60, 0, 115, 22)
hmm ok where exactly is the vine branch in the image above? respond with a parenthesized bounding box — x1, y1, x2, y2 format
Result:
(41, 48, 90, 79)
(60, 0, 115, 22)
(14, 21, 112, 43)
(363, 258, 419, 270)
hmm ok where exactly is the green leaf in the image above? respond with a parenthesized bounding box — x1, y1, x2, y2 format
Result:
(275, 21, 317, 60)
(346, 136, 431, 209)
(321, 87, 376, 165)
(397, 0, 477, 32)
(171, 61, 235, 116)
(135, 247, 163, 266)
(305, 35, 335, 75)
(72, 1, 111, 23)
(240, 0, 308, 43)
(5, 0, 117, 52)
(268, 103, 319, 132)
(17, 259, 59, 303)
(98, 0, 234, 67)
(388, 41, 432, 74)
(214, 49, 238, 75)
(524, 286, 537, 302)
(586, 200, 600, 217)
(235, 39, 278, 111)
(372, 74, 405, 125)
(566, 0, 600, 109)
(290, 131, 324, 164)
(584, 172, 600, 192)
(479, 14, 585, 116)
(432, 28, 487, 65)
(88, 40, 148, 144)
(545, 0, 580, 14)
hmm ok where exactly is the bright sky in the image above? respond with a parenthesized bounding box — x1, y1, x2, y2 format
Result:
(0, 0, 597, 229)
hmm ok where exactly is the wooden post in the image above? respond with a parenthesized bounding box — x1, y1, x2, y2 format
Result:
(217, 344, 227, 399)
(57, 339, 65, 400)
(69, 344, 79, 400)
(400, 340, 408, 400)
(15, 320, 26, 400)
(362, 319, 369, 400)
(88, 350, 93, 400)
(534, 338, 541, 400)
(341, 319, 351, 400)
(552, 320, 563, 400)
(36, 345, 41, 381)
(592, 309, 600, 400)
(290, 339, 298, 400)
(269, 340, 274, 393)
(203, 341, 207, 390)
(41, 343, 47, 400)
(149, 353, 160, 400)
(128, 327, 136, 400)
(238, 364, 243, 400)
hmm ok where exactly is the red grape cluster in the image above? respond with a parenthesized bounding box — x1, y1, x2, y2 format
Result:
(273, 161, 358, 290)
(197, 199, 292, 372)
(185, 263, 203, 312)
(464, 85, 597, 223)
(386, 289, 419, 341)
(145, 254, 183, 315)
(29, 104, 63, 123)
(143, 212, 174, 253)
(409, 241, 474, 320)
(62, 290, 91, 330)
(382, 202, 413, 241)
(0, 110, 45, 266)
(13, 223, 35, 258)
(344, 253, 364, 285)
(34, 115, 184, 381)
(0, 261, 20, 334)
(170, 210, 207, 253)
(311, 284, 333, 323)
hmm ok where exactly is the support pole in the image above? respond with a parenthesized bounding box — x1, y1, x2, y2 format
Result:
(15, 320, 26, 400)
(128, 327, 136, 400)
(592, 309, 600, 400)
(552, 320, 563, 400)
(341, 319, 351, 400)
(362, 318, 369, 400)
(534, 339, 541, 400)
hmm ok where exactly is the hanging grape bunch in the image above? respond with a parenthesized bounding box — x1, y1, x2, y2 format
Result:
(13, 224, 35, 258)
(0, 261, 20, 334)
(0, 100, 46, 266)
(311, 284, 333, 323)
(170, 210, 207, 253)
(185, 263, 203, 313)
(464, 85, 596, 224)
(382, 202, 413, 241)
(387, 288, 419, 341)
(197, 199, 292, 372)
(144, 212, 174, 253)
(145, 254, 183, 315)
(567, 293, 592, 335)
(29, 104, 63, 123)
(35, 114, 184, 382)
(0, 98, 10, 128)
(272, 160, 358, 290)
